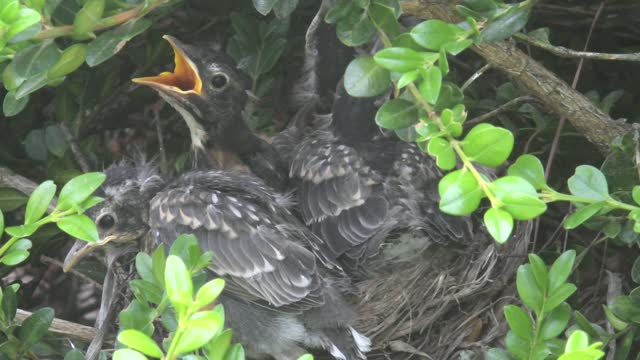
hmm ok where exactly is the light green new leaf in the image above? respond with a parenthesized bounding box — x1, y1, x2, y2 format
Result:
(567, 165, 609, 201)
(57, 214, 99, 242)
(24, 180, 56, 224)
(344, 56, 390, 97)
(438, 169, 482, 215)
(483, 208, 513, 243)
(117, 329, 164, 358)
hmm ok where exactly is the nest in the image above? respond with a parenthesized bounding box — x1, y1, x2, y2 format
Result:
(354, 222, 532, 359)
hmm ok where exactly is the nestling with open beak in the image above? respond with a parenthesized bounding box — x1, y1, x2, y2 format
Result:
(132, 36, 289, 190)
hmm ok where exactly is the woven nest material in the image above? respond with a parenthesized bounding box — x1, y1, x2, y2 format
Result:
(353, 222, 532, 359)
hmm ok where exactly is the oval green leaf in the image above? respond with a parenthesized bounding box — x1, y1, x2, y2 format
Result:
(438, 169, 482, 215)
(374, 99, 418, 130)
(57, 172, 106, 210)
(165, 255, 193, 306)
(483, 207, 513, 243)
(462, 124, 514, 167)
(25, 180, 56, 224)
(117, 329, 164, 358)
(343, 56, 390, 97)
(567, 165, 609, 201)
(57, 214, 99, 242)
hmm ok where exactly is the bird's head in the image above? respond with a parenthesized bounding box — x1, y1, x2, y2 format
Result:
(132, 35, 250, 152)
(63, 161, 165, 272)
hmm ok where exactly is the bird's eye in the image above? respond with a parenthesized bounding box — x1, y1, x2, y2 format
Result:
(211, 73, 228, 89)
(97, 214, 116, 230)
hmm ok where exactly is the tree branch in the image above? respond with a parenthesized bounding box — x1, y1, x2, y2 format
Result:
(0, 167, 56, 211)
(16, 309, 101, 343)
(401, 0, 630, 152)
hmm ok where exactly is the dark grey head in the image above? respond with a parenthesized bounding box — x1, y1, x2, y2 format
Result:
(63, 161, 165, 271)
(132, 35, 251, 153)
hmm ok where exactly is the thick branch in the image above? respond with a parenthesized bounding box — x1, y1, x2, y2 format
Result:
(16, 309, 100, 343)
(401, 0, 630, 152)
(0, 167, 57, 211)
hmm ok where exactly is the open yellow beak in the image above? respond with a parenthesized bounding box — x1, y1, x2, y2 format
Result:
(132, 35, 203, 95)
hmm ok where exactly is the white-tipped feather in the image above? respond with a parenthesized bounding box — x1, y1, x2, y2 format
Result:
(350, 327, 371, 353)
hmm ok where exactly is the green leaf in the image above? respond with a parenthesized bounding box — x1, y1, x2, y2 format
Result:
(483, 207, 513, 243)
(505, 331, 528, 360)
(44, 124, 68, 158)
(336, 10, 375, 46)
(176, 311, 224, 354)
(375, 99, 418, 130)
(47, 44, 87, 79)
(14, 41, 60, 78)
(563, 202, 605, 230)
(130, 280, 163, 305)
(297, 355, 314, 360)
(427, 137, 456, 170)
(86, 18, 151, 67)
(24, 180, 56, 224)
(5, 223, 38, 237)
(527, 254, 549, 293)
(0, 187, 28, 211)
(632, 257, 640, 284)
(507, 154, 547, 190)
(374, 47, 425, 72)
(252, 0, 276, 15)
(136, 253, 155, 283)
(504, 305, 532, 340)
(541, 303, 570, 339)
(567, 165, 609, 201)
(117, 329, 164, 358)
(479, 4, 531, 42)
(57, 172, 106, 210)
(462, 124, 514, 167)
(165, 255, 193, 306)
(204, 330, 233, 360)
(196, 278, 225, 308)
(548, 250, 576, 292)
(152, 245, 166, 286)
(272, 0, 298, 18)
(516, 264, 543, 314)
(438, 169, 482, 215)
(419, 66, 442, 104)
(564, 330, 589, 352)
(368, 1, 401, 39)
(3, 91, 29, 116)
(18, 307, 54, 345)
(72, 0, 104, 39)
(491, 176, 546, 220)
(410, 20, 467, 51)
(223, 344, 245, 360)
(113, 349, 148, 360)
(397, 70, 418, 89)
(7, 8, 41, 41)
(1, 250, 29, 265)
(343, 56, 390, 97)
(9, 239, 32, 253)
(15, 72, 50, 99)
(633, 186, 640, 205)
(57, 214, 99, 242)
(545, 283, 577, 311)
(2, 285, 16, 320)
(609, 296, 639, 324)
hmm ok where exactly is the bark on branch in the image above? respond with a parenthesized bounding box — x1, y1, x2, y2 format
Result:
(0, 167, 57, 211)
(401, 0, 630, 152)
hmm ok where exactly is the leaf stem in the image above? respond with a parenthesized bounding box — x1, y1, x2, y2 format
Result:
(33, 1, 165, 40)
(372, 20, 500, 207)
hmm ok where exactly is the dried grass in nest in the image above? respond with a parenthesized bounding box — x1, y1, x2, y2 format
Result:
(354, 222, 532, 359)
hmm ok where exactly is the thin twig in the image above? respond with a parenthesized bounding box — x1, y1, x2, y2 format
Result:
(514, 33, 640, 62)
(537, 1, 607, 248)
(33, 1, 165, 40)
(60, 122, 90, 173)
(465, 96, 536, 126)
(460, 64, 492, 91)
